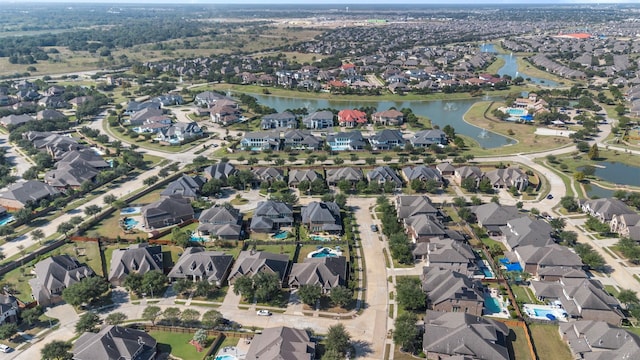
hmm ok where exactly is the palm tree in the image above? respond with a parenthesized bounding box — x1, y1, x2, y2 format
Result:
(31, 229, 45, 244)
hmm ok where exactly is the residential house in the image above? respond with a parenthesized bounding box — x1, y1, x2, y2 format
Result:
(454, 165, 484, 186)
(125, 101, 161, 115)
(245, 326, 315, 360)
(228, 250, 290, 285)
(301, 201, 342, 234)
(288, 256, 347, 293)
(194, 91, 231, 107)
(367, 166, 403, 189)
(326, 131, 366, 151)
(409, 129, 447, 147)
(337, 109, 367, 128)
(302, 110, 334, 129)
(485, 167, 529, 191)
(202, 162, 237, 182)
(435, 162, 455, 176)
(210, 104, 242, 126)
(413, 238, 479, 277)
(261, 112, 297, 130)
(421, 267, 485, 316)
(369, 129, 405, 150)
(156, 122, 202, 143)
(251, 167, 285, 186)
(423, 310, 510, 360)
(282, 130, 322, 150)
(0, 180, 59, 210)
(36, 109, 66, 121)
(240, 131, 281, 151)
(512, 244, 585, 281)
(471, 203, 520, 235)
(610, 213, 640, 241)
(531, 278, 625, 325)
(0, 114, 34, 127)
(168, 247, 234, 286)
(288, 169, 322, 188)
(29, 255, 95, 306)
(396, 195, 440, 220)
(401, 165, 443, 187)
(250, 200, 294, 233)
(581, 198, 635, 223)
(25, 131, 84, 159)
(559, 320, 640, 360)
(73, 325, 157, 360)
(108, 243, 163, 286)
(150, 94, 183, 107)
(405, 214, 447, 243)
(69, 96, 93, 108)
(326, 167, 363, 187)
(141, 196, 195, 230)
(44, 161, 99, 191)
(372, 109, 404, 126)
(160, 175, 206, 201)
(0, 293, 18, 325)
(197, 204, 243, 240)
(500, 216, 554, 251)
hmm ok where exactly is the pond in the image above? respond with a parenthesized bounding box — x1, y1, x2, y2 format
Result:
(583, 183, 615, 199)
(247, 94, 515, 149)
(480, 44, 559, 87)
(580, 161, 640, 188)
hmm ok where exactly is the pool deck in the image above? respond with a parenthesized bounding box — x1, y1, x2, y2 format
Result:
(523, 304, 568, 322)
(484, 288, 510, 319)
(215, 341, 250, 360)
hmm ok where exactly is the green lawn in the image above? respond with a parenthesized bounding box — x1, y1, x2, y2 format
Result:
(55, 241, 104, 277)
(1, 263, 36, 303)
(507, 326, 533, 360)
(529, 324, 573, 360)
(511, 285, 538, 304)
(251, 244, 298, 261)
(149, 330, 213, 359)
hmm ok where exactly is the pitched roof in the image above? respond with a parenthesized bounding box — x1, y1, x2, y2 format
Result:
(288, 169, 322, 185)
(471, 203, 520, 230)
(108, 244, 163, 283)
(72, 325, 157, 360)
(230, 251, 290, 283)
(515, 244, 583, 269)
(407, 214, 447, 238)
(402, 165, 442, 182)
(485, 167, 528, 187)
(0, 180, 59, 205)
(501, 216, 554, 249)
(288, 256, 347, 291)
(168, 247, 234, 283)
(30, 255, 94, 305)
(559, 320, 640, 359)
(141, 196, 194, 223)
(161, 175, 206, 198)
(397, 195, 439, 219)
(367, 166, 403, 187)
(582, 198, 635, 221)
(245, 326, 315, 360)
(203, 162, 236, 180)
(326, 167, 363, 183)
(421, 267, 484, 306)
(301, 201, 341, 231)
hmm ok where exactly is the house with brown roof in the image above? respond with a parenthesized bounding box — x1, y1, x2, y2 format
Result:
(245, 326, 315, 360)
(288, 256, 347, 293)
(421, 267, 485, 316)
(372, 109, 404, 126)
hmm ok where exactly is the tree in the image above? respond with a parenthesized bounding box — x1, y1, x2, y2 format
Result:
(142, 305, 162, 325)
(194, 280, 216, 298)
(21, 305, 43, 325)
(560, 196, 579, 212)
(393, 313, 419, 352)
(325, 323, 351, 356)
(75, 312, 100, 334)
(142, 270, 167, 297)
(0, 323, 16, 340)
(478, 178, 494, 194)
(330, 286, 352, 308)
(298, 284, 322, 306)
(574, 243, 605, 270)
(57, 222, 73, 237)
(461, 177, 477, 192)
(123, 273, 143, 295)
(181, 309, 201, 326)
(62, 276, 109, 306)
(617, 289, 640, 309)
(559, 231, 578, 246)
(253, 272, 281, 303)
(41, 340, 72, 360)
(172, 278, 193, 295)
(31, 229, 45, 244)
(549, 217, 566, 231)
(202, 309, 223, 329)
(103, 194, 117, 205)
(193, 329, 207, 347)
(163, 307, 182, 326)
(143, 176, 159, 186)
(395, 277, 426, 310)
(105, 312, 127, 325)
(84, 204, 101, 218)
(588, 143, 600, 160)
(233, 276, 254, 301)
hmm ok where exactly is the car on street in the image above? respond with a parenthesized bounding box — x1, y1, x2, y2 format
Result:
(256, 309, 271, 316)
(370, 224, 378, 232)
(547, 194, 554, 199)
(0, 344, 11, 353)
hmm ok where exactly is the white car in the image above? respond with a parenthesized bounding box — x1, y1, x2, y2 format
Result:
(256, 309, 271, 316)
(0, 344, 11, 353)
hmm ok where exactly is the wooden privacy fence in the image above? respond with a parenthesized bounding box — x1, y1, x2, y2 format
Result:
(496, 319, 538, 360)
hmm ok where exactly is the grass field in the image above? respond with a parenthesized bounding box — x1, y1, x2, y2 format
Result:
(149, 330, 213, 360)
(529, 324, 573, 360)
(507, 326, 533, 360)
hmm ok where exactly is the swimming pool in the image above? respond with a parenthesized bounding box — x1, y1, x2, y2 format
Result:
(121, 207, 141, 215)
(308, 247, 342, 258)
(310, 235, 331, 241)
(0, 215, 15, 226)
(484, 295, 502, 314)
(523, 304, 568, 321)
(499, 258, 523, 272)
(506, 108, 526, 116)
(123, 218, 138, 230)
(215, 355, 237, 360)
(273, 231, 288, 239)
(190, 235, 207, 242)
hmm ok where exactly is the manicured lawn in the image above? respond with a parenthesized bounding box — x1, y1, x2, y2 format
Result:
(529, 324, 573, 360)
(511, 285, 537, 304)
(252, 244, 298, 261)
(507, 326, 533, 360)
(86, 211, 146, 240)
(133, 189, 163, 205)
(1, 262, 36, 303)
(56, 241, 104, 277)
(149, 330, 213, 359)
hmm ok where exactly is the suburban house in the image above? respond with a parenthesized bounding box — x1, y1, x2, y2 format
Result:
(423, 310, 510, 360)
(500, 216, 554, 251)
(421, 267, 485, 316)
(326, 167, 364, 187)
(337, 109, 368, 128)
(301, 201, 342, 233)
(150, 94, 183, 107)
(401, 165, 444, 187)
(288, 169, 322, 188)
(282, 130, 322, 150)
(367, 166, 403, 189)
(288, 256, 347, 293)
(0, 180, 60, 210)
(511, 244, 585, 281)
(197, 204, 243, 240)
(108, 243, 164, 286)
(210, 104, 242, 126)
(141, 196, 195, 230)
(409, 129, 447, 147)
(372, 109, 404, 126)
(128, 108, 164, 126)
(194, 91, 232, 107)
(125, 101, 161, 115)
(228, 250, 290, 286)
(203, 162, 237, 182)
(302, 110, 334, 129)
(29, 255, 95, 306)
(240, 131, 281, 151)
(73, 325, 157, 360)
(326, 131, 366, 151)
(405, 214, 448, 242)
(261, 112, 297, 130)
(485, 167, 529, 191)
(0, 293, 18, 325)
(531, 278, 625, 325)
(168, 248, 234, 286)
(251, 167, 285, 186)
(250, 200, 294, 233)
(160, 175, 206, 201)
(559, 320, 640, 360)
(471, 203, 520, 236)
(0, 114, 34, 127)
(454, 165, 484, 185)
(369, 129, 405, 150)
(24, 131, 83, 159)
(44, 148, 110, 191)
(36, 109, 66, 121)
(413, 238, 478, 277)
(435, 162, 456, 176)
(245, 326, 315, 360)
(580, 197, 635, 223)
(155, 122, 202, 143)
(396, 195, 440, 220)
(610, 213, 640, 241)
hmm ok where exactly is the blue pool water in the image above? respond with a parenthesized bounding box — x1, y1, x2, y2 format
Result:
(190, 235, 206, 242)
(0, 215, 15, 226)
(499, 258, 523, 272)
(507, 108, 526, 116)
(311, 248, 338, 258)
(273, 231, 288, 239)
(121, 207, 141, 215)
(215, 355, 237, 360)
(481, 267, 494, 278)
(311, 235, 330, 242)
(484, 295, 502, 314)
(123, 218, 138, 230)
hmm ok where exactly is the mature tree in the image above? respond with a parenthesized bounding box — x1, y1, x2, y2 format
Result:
(618, 289, 640, 309)
(181, 309, 201, 326)
(172, 278, 193, 295)
(105, 312, 127, 326)
(393, 313, 420, 352)
(461, 177, 477, 192)
(103, 194, 117, 205)
(325, 323, 351, 356)
(330, 286, 353, 308)
(478, 178, 494, 194)
(588, 143, 600, 160)
(193, 329, 207, 347)
(395, 277, 426, 310)
(57, 222, 74, 237)
(75, 312, 100, 334)
(0, 323, 17, 340)
(194, 280, 216, 298)
(322, 348, 343, 360)
(41, 340, 72, 360)
(21, 305, 43, 325)
(162, 307, 182, 326)
(83, 204, 101, 218)
(142, 270, 167, 297)
(297, 284, 322, 306)
(233, 275, 255, 301)
(202, 309, 223, 329)
(142, 305, 162, 325)
(253, 272, 281, 303)
(559, 231, 578, 246)
(62, 276, 109, 306)
(549, 217, 566, 231)
(31, 228, 45, 244)
(123, 273, 143, 295)
(574, 243, 605, 270)
(560, 196, 579, 212)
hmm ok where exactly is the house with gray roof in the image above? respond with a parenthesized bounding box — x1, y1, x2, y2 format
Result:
(0, 114, 34, 127)
(485, 167, 529, 191)
(369, 129, 405, 150)
(250, 200, 294, 233)
(141, 196, 194, 230)
(367, 166, 403, 189)
(29, 255, 95, 306)
(282, 130, 321, 150)
(326, 131, 366, 151)
(0, 180, 59, 210)
(326, 167, 363, 186)
(559, 320, 640, 360)
(168, 247, 234, 286)
(531, 278, 624, 325)
(414, 238, 479, 276)
(435, 162, 455, 176)
(409, 129, 447, 147)
(405, 214, 447, 243)
(108, 243, 163, 286)
(156, 122, 202, 143)
(423, 310, 510, 360)
(228, 250, 290, 285)
(512, 244, 585, 281)
(0, 293, 18, 325)
(396, 195, 439, 221)
(454, 165, 484, 185)
(44, 160, 100, 190)
(73, 325, 157, 360)
(301, 201, 342, 234)
(401, 165, 443, 187)
(194, 91, 232, 107)
(251, 167, 285, 186)
(610, 213, 640, 241)
(245, 326, 315, 360)
(261, 112, 297, 130)
(288, 256, 347, 293)
(581, 197, 635, 223)
(500, 216, 554, 251)
(203, 162, 237, 182)
(302, 110, 334, 129)
(471, 203, 520, 235)
(125, 100, 161, 115)
(160, 175, 206, 201)
(288, 169, 322, 188)
(197, 204, 243, 240)
(128, 107, 164, 126)
(56, 149, 110, 170)
(421, 267, 485, 316)
(36, 109, 66, 121)
(25, 131, 84, 159)
(240, 131, 281, 151)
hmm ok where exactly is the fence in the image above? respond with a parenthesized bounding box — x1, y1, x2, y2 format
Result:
(495, 319, 538, 360)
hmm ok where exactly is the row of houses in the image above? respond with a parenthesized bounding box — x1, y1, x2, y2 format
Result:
(581, 197, 640, 241)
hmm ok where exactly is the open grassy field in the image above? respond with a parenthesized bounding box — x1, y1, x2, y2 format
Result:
(529, 323, 573, 360)
(516, 57, 577, 87)
(149, 330, 214, 360)
(507, 326, 534, 360)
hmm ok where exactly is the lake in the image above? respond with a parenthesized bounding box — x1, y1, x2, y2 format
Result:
(480, 44, 559, 87)
(580, 161, 640, 188)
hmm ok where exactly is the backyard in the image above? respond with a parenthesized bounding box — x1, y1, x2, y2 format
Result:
(529, 323, 573, 360)
(507, 326, 533, 360)
(149, 330, 214, 360)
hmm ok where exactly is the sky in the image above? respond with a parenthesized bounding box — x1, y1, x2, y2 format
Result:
(4, 0, 637, 3)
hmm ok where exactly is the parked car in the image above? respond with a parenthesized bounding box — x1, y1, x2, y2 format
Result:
(547, 194, 554, 200)
(370, 224, 378, 232)
(256, 309, 271, 316)
(0, 344, 11, 353)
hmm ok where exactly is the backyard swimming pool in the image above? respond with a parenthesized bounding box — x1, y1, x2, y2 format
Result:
(0, 215, 15, 226)
(121, 207, 141, 215)
(190, 235, 207, 242)
(215, 355, 237, 360)
(272, 231, 288, 239)
(123, 218, 139, 230)
(484, 295, 502, 314)
(523, 304, 568, 321)
(499, 258, 523, 272)
(308, 247, 342, 258)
